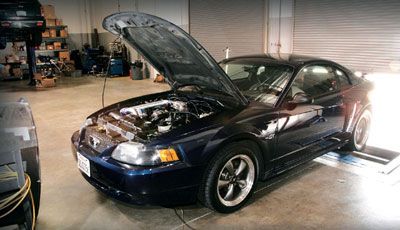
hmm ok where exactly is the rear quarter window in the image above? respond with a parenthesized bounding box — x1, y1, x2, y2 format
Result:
(349, 73, 364, 85)
(334, 68, 352, 89)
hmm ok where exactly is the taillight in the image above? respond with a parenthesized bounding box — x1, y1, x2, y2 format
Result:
(37, 21, 43, 26)
(1, 22, 11, 27)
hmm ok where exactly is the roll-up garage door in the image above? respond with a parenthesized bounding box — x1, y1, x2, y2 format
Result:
(189, 0, 265, 61)
(293, 0, 400, 73)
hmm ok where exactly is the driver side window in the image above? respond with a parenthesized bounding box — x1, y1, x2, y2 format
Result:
(288, 65, 338, 99)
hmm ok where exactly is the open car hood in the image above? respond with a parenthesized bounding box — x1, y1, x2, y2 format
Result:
(103, 12, 247, 105)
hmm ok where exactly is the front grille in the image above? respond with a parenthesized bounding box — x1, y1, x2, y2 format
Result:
(82, 127, 118, 153)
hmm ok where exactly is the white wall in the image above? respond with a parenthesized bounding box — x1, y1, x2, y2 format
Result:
(89, 0, 189, 33)
(267, 0, 294, 54)
(88, 0, 188, 77)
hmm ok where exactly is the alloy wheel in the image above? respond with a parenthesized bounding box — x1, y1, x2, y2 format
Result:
(354, 112, 371, 150)
(216, 154, 255, 207)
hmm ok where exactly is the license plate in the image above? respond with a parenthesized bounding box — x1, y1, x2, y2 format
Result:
(77, 152, 90, 177)
(16, 11, 27, 16)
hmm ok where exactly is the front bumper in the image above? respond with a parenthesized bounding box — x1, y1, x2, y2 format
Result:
(71, 131, 202, 206)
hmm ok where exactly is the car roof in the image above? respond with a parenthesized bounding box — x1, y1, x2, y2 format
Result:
(222, 53, 332, 68)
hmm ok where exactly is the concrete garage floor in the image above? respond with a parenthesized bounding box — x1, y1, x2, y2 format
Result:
(1, 76, 400, 229)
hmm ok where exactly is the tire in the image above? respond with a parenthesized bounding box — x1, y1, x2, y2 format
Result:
(345, 109, 372, 151)
(199, 141, 260, 213)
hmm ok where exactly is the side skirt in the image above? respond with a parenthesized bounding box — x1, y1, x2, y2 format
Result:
(261, 132, 351, 180)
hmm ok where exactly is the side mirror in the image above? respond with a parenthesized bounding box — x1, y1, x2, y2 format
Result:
(286, 93, 313, 110)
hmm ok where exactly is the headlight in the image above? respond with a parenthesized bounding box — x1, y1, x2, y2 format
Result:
(79, 118, 94, 133)
(82, 118, 94, 128)
(111, 142, 179, 166)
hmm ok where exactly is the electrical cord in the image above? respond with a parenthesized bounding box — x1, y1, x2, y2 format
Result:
(102, 35, 122, 108)
(101, 67, 108, 108)
(0, 166, 29, 211)
(0, 167, 36, 230)
(29, 188, 36, 230)
(173, 208, 196, 230)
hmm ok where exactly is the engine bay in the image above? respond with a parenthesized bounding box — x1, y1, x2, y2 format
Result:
(85, 94, 220, 145)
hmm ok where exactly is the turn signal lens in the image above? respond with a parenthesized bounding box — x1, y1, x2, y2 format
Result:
(158, 148, 179, 163)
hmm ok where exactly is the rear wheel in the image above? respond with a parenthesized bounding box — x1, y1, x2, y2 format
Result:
(199, 141, 259, 213)
(346, 109, 372, 151)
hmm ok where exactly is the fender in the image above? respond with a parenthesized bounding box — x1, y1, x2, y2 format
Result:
(200, 122, 276, 178)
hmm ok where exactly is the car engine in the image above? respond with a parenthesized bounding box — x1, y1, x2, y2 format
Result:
(83, 95, 217, 148)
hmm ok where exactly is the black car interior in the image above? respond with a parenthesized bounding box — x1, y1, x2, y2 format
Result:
(288, 66, 339, 100)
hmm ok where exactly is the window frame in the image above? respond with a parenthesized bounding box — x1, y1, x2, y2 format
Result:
(332, 65, 353, 90)
(289, 64, 340, 100)
(222, 60, 294, 107)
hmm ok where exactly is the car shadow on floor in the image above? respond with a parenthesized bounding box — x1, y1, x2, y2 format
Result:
(90, 160, 324, 229)
(251, 161, 323, 203)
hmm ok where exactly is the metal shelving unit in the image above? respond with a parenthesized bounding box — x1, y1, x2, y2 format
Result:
(35, 49, 68, 53)
(35, 25, 69, 58)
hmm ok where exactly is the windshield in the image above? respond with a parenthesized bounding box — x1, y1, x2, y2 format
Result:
(220, 59, 293, 106)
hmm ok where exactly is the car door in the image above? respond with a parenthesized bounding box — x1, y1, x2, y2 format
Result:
(273, 64, 346, 169)
(306, 65, 346, 138)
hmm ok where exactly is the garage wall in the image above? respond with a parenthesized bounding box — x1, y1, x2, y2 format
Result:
(86, 0, 188, 77)
(39, 0, 92, 50)
(89, 0, 189, 60)
(189, 0, 266, 61)
(267, 0, 294, 54)
(293, 0, 400, 73)
(89, 0, 188, 34)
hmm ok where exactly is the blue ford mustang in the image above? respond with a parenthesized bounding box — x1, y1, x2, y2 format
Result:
(71, 12, 373, 213)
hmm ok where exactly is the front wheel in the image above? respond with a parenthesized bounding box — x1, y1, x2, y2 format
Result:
(199, 141, 259, 213)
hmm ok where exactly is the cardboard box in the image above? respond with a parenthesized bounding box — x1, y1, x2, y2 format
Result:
(19, 56, 27, 64)
(45, 19, 56, 27)
(42, 5, 56, 19)
(59, 51, 70, 61)
(42, 30, 50, 38)
(34, 73, 57, 88)
(41, 78, 56, 88)
(46, 44, 54, 50)
(49, 29, 57, 38)
(53, 42, 62, 50)
(0, 65, 10, 78)
(12, 68, 23, 78)
(33, 73, 42, 81)
(60, 29, 68, 37)
(55, 19, 63, 26)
